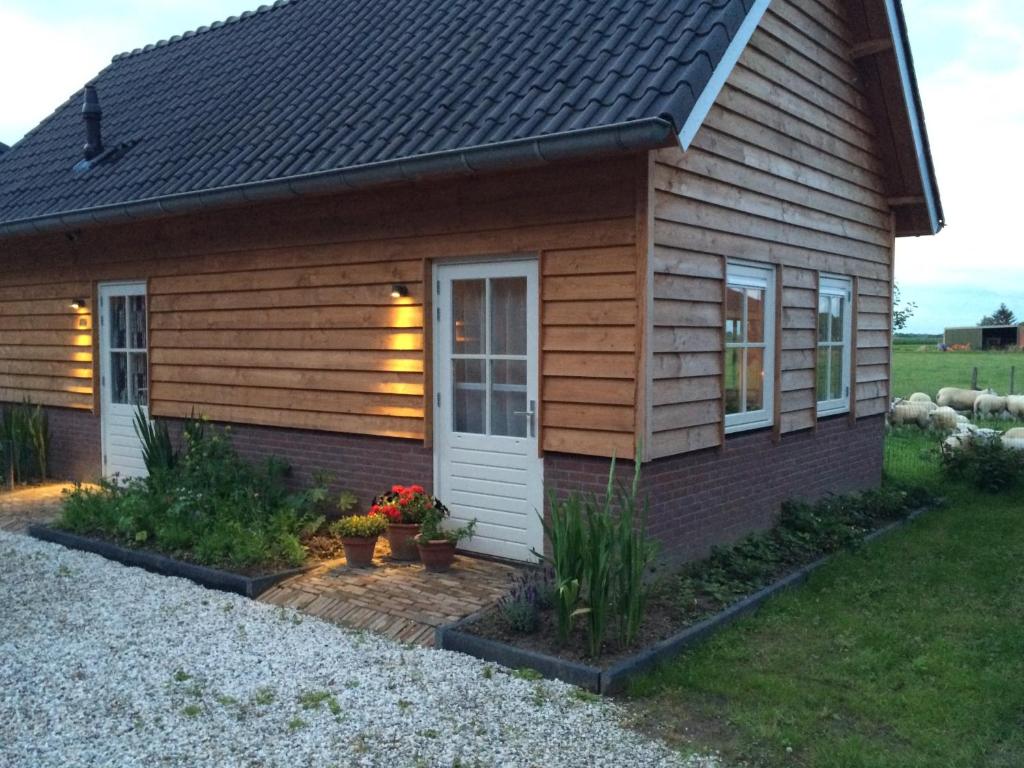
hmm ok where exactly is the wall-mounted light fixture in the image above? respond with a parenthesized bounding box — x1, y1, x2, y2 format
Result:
(390, 284, 409, 299)
(69, 297, 87, 310)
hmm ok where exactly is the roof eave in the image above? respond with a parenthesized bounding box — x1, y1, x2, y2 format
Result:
(887, 0, 944, 236)
(0, 117, 676, 240)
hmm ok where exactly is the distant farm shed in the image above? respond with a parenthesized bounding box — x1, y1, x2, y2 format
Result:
(944, 325, 1024, 350)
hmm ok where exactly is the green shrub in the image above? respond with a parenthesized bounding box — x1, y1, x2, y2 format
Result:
(541, 492, 585, 644)
(539, 458, 657, 657)
(56, 422, 327, 569)
(941, 438, 1024, 493)
(133, 407, 175, 486)
(1, 400, 49, 483)
(329, 514, 387, 539)
(417, 506, 475, 543)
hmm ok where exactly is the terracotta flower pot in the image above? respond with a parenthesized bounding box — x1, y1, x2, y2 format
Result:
(417, 539, 457, 573)
(341, 535, 378, 568)
(386, 523, 421, 561)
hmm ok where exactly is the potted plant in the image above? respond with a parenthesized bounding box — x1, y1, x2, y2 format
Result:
(415, 506, 476, 573)
(371, 485, 446, 561)
(329, 513, 388, 568)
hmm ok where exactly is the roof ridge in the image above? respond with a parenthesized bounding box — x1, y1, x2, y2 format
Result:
(110, 0, 295, 62)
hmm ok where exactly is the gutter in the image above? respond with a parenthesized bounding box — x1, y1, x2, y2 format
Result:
(0, 117, 676, 239)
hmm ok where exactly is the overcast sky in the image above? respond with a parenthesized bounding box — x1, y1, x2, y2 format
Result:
(1, 1, 1021, 334)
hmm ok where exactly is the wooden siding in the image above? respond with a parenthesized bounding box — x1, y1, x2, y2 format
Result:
(0, 156, 643, 458)
(647, 0, 894, 458)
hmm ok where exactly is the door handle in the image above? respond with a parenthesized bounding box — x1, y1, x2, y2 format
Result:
(513, 400, 536, 438)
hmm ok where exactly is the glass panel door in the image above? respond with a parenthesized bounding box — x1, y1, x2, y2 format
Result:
(449, 276, 529, 437)
(106, 291, 148, 406)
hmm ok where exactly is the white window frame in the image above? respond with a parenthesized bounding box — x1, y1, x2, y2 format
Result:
(724, 261, 776, 434)
(816, 275, 853, 417)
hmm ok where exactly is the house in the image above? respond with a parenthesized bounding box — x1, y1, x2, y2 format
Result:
(0, 0, 942, 564)
(944, 325, 1024, 351)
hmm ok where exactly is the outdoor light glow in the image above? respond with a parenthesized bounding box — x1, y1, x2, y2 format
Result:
(69, 297, 87, 310)
(390, 284, 409, 299)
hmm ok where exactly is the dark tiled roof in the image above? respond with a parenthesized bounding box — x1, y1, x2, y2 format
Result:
(0, 0, 755, 231)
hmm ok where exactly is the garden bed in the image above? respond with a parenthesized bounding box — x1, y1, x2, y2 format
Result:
(27, 524, 315, 597)
(438, 495, 933, 694)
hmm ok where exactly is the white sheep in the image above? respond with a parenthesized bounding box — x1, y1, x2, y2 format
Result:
(936, 387, 993, 411)
(890, 401, 932, 428)
(908, 392, 933, 404)
(1002, 427, 1024, 451)
(929, 406, 960, 431)
(943, 433, 972, 452)
(1006, 395, 1024, 419)
(974, 394, 1008, 419)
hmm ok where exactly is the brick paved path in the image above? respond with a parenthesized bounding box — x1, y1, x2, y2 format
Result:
(260, 539, 521, 646)
(0, 483, 75, 533)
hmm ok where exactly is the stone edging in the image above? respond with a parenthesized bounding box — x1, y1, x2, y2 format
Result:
(436, 507, 931, 694)
(27, 525, 312, 598)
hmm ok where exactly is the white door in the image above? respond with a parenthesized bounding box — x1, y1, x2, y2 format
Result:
(98, 282, 150, 479)
(434, 260, 543, 562)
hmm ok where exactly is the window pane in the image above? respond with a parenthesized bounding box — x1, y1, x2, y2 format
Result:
(490, 278, 526, 356)
(452, 280, 485, 354)
(453, 358, 485, 433)
(746, 288, 765, 343)
(746, 347, 765, 412)
(130, 352, 148, 406)
(830, 346, 844, 400)
(816, 347, 830, 402)
(725, 347, 742, 415)
(110, 351, 128, 404)
(830, 296, 845, 343)
(109, 296, 127, 349)
(725, 287, 745, 343)
(490, 359, 527, 437)
(818, 296, 831, 343)
(129, 295, 147, 349)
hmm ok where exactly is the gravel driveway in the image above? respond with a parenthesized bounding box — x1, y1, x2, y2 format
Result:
(0, 532, 716, 768)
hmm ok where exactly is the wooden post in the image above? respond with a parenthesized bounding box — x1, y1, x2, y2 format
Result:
(971, 367, 978, 390)
(1011, 366, 1016, 395)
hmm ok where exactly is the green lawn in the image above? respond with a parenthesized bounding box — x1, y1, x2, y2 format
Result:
(625, 430, 1024, 768)
(892, 346, 1023, 399)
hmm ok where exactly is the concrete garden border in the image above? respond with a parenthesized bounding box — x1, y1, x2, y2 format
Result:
(437, 507, 930, 694)
(27, 525, 312, 598)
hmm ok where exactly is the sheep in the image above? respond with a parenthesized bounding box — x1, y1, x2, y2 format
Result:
(1006, 395, 1024, 419)
(929, 406, 960, 431)
(890, 401, 932, 428)
(943, 433, 972, 453)
(908, 392, 933, 404)
(974, 394, 1008, 419)
(936, 387, 993, 411)
(1002, 427, 1024, 451)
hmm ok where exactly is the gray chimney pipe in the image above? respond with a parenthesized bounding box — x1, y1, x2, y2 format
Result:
(82, 85, 103, 160)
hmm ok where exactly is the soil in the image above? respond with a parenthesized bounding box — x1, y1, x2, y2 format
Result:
(464, 584, 725, 668)
(462, 553, 839, 667)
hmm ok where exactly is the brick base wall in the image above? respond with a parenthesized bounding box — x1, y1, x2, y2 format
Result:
(47, 407, 103, 481)
(165, 420, 434, 507)
(30, 407, 433, 511)
(545, 415, 886, 565)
